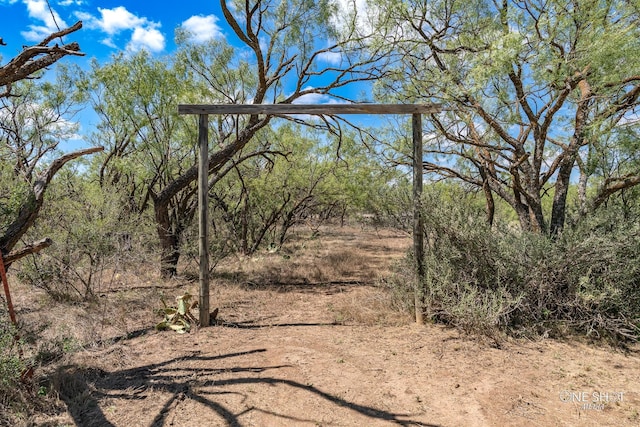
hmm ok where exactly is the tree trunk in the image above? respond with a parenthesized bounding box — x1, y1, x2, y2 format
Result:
(239, 193, 250, 255)
(148, 115, 268, 275)
(154, 200, 181, 278)
(529, 200, 547, 234)
(0, 147, 103, 259)
(479, 167, 495, 227)
(551, 79, 592, 236)
(550, 153, 576, 236)
(160, 235, 180, 278)
(577, 159, 588, 216)
(511, 186, 533, 232)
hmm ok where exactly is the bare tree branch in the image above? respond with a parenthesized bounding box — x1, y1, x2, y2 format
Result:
(3, 238, 52, 266)
(0, 21, 84, 97)
(590, 174, 640, 212)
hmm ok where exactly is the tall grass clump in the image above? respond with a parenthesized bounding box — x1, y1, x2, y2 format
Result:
(0, 320, 27, 425)
(0, 319, 69, 426)
(386, 188, 640, 343)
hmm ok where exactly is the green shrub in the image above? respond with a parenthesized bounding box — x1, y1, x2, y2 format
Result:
(0, 322, 24, 391)
(15, 170, 152, 302)
(386, 188, 640, 343)
(0, 320, 27, 424)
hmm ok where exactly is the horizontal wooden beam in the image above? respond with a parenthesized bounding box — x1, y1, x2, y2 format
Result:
(178, 103, 442, 116)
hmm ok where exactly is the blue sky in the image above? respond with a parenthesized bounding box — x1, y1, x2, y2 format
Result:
(0, 0, 402, 151)
(1, 1, 243, 151)
(1, 0, 227, 63)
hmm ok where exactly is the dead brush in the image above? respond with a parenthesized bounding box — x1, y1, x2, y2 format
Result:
(329, 285, 411, 326)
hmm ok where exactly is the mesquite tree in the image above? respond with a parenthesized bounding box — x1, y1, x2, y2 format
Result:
(373, 0, 640, 234)
(87, 0, 392, 277)
(0, 22, 102, 266)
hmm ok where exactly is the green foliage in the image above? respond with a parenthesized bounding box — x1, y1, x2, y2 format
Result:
(0, 76, 82, 240)
(16, 167, 146, 301)
(0, 321, 24, 392)
(372, 0, 640, 234)
(0, 163, 31, 235)
(386, 186, 640, 343)
(80, 0, 393, 277)
(205, 124, 395, 254)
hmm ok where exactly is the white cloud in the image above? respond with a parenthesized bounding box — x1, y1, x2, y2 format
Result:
(73, 11, 90, 20)
(21, 0, 68, 41)
(128, 26, 165, 53)
(330, 0, 376, 36)
(25, 0, 65, 26)
(98, 36, 117, 49)
(285, 88, 347, 120)
(88, 6, 145, 35)
(318, 50, 342, 65)
(76, 6, 165, 53)
(292, 88, 348, 105)
(57, 0, 84, 6)
(181, 15, 223, 43)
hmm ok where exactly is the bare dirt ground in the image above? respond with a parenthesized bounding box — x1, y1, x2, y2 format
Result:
(9, 226, 640, 426)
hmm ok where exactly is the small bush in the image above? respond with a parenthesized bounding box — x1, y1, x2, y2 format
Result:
(0, 320, 27, 425)
(0, 322, 24, 390)
(15, 172, 154, 302)
(386, 188, 640, 343)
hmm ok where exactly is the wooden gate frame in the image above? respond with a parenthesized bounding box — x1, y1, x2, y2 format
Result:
(178, 103, 442, 326)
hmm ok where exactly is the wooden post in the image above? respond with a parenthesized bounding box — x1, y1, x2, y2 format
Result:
(178, 104, 444, 326)
(0, 252, 17, 328)
(412, 113, 425, 324)
(198, 114, 210, 327)
(1, 251, 25, 362)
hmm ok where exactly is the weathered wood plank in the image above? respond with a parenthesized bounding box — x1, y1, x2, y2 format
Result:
(178, 103, 442, 115)
(198, 114, 210, 327)
(412, 113, 425, 325)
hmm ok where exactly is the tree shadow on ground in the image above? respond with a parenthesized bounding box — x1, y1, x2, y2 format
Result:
(218, 320, 341, 329)
(53, 348, 441, 427)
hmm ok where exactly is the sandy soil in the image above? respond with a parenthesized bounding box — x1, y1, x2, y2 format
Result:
(11, 227, 640, 426)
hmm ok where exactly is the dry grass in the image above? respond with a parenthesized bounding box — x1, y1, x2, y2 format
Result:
(2, 225, 412, 426)
(198, 226, 411, 327)
(5, 226, 410, 369)
(4, 225, 640, 427)
(327, 286, 412, 326)
(212, 226, 408, 287)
